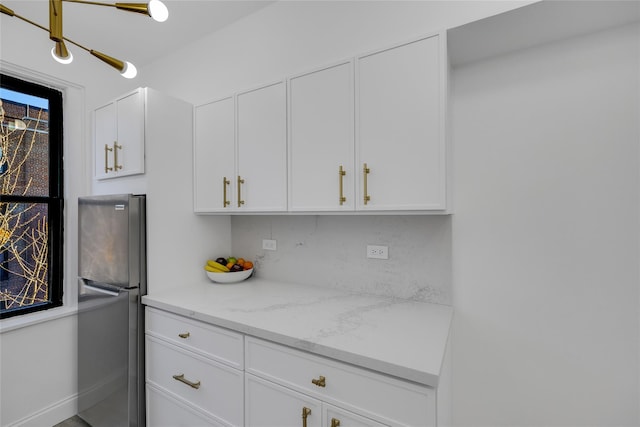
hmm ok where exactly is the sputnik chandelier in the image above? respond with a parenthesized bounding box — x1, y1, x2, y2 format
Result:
(0, 0, 169, 79)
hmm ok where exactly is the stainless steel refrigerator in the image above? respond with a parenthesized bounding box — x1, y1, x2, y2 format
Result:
(77, 194, 146, 427)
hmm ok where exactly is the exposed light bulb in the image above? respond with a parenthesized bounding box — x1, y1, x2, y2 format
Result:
(120, 61, 137, 79)
(148, 0, 168, 22)
(51, 42, 73, 64)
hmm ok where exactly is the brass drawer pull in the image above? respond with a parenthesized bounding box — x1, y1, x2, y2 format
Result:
(339, 165, 346, 205)
(302, 407, 311, 427)
(237, 175, 245, 207)
(331, 418, 341, 427)
(311, 375, 325, 387)
(172, 373, 200, 389)
(113, 143, 123, 171)
(363, 163, 371, 205)
(178, 332, 190, 339)
(104, 144, 113, 173)
(222, 177, 231, 207)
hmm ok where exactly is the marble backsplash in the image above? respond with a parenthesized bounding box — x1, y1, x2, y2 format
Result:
(230, 215, 452, 305)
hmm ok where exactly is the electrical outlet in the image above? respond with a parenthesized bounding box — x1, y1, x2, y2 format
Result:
(366, 245, 388, 260)
(262, 239, 277, 251)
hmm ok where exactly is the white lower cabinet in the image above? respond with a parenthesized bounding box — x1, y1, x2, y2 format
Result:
(145, 308, 244, 426)
(245, 337, 435, 427)
(146, 308, 438, 427)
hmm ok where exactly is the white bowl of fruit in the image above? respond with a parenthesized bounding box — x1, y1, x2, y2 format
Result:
(204, 257, 254, 284)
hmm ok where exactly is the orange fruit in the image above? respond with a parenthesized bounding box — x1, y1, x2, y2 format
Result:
(243, 261, 253, 270)
(237, 258, 245, 267)
(226, 261, 235, 269)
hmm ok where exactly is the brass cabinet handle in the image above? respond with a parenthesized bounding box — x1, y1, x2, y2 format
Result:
(331, 418, 341, 427)
(311, 375, 326, 388)
(363, 163, 371, 205)
(178, 332, 190, 339)
(172, 373, 200, 389)
(222, 177, 231, 207)
(104, 144, 113, 174)
(237, 176, 245, 207)
(301, 407, 312, 427)
(113, 142, 123, 171)
(339, 165, 346, 205)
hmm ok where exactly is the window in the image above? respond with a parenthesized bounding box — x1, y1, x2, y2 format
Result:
(0, 74, 63, 319)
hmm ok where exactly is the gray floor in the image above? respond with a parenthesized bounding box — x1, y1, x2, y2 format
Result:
(52, 415, 91, 427)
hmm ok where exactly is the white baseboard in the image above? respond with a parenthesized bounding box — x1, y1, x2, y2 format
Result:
(6, 394, 77, 427)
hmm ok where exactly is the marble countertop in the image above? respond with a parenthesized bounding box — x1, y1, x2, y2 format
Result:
(142, 278, 452, 388)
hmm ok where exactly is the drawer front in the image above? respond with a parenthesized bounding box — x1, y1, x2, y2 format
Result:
(146, 307, 243, 369)
(245, 373, 322, 427)
(324, 403, 389, 427)
(146, 336, 243, 426)
(245, 337, 434, 427)
(146, 383, 224, 427)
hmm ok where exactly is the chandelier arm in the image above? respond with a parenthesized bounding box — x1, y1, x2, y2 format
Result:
(62, 0, 116, 8)
(63, 0, 150, 16)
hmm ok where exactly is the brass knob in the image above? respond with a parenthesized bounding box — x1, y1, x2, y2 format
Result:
(311, 375, 326, 387)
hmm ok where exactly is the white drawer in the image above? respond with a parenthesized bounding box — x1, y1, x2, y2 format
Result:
(146, 383, 224, 427)
(146, 335, 243, 426)
(245, 337, 434, 427)
(146, 307, 243, 369)
(325, 403, 389, 427)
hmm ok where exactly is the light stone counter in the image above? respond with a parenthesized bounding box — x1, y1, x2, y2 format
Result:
(142, 277, 452, 388)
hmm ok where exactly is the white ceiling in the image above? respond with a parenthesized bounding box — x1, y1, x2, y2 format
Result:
(1, 0, 275, 68)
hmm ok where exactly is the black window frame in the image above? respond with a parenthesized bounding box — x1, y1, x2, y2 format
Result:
(0, 73, 64, 319)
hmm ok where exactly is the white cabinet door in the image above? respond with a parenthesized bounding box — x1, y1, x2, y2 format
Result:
(324, 404, 389, 427)
(237, 82, 287, 212)
(356, 34, 446, 211)
(245, 373, 322, 427)
(114, 89, 145, 177)
(94, 88, 145, 179)
(194, 97, 236, 212)
(289, 61, 354, 212)
(94, 102, 116, 180)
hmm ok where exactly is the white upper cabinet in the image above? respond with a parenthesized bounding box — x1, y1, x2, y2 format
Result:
(193, 32, 449, 214)
(237, 82, 288, 212)
(94, 88, 145, 179)
(194, 82, 287, 213)
(356, 34, 447, 211)
(194, 97, 235, 212)
(289, 61, 355, 212)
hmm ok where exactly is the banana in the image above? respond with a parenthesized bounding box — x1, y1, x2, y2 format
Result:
(206, 260, 229, 272)
(204, 264, 227, 273)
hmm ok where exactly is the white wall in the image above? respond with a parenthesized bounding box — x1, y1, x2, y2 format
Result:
(451, 22, 639, 425)
(141, 1, 530, 105)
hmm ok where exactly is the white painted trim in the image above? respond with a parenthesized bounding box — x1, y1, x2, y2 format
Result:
(0, 306, 77, 333)
(4, 392, 77, 427)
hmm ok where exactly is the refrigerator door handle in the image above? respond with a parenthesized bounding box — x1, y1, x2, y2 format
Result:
(83, 282, 121, 297)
